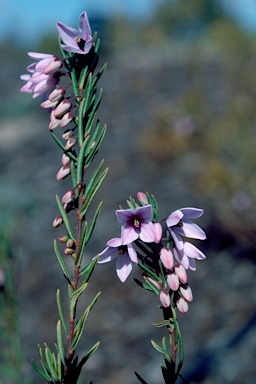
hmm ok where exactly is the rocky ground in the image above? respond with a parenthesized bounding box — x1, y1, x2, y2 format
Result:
(0, 42, 256, 384)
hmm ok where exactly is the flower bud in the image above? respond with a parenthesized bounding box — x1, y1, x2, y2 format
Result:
(53, 215, 63, 228)
(166, 272, 179, 291)
(58, 235, 69, 243)
(137, 192, 148, 205)
(160, 248, 174, 270)
(62, 190, 75, 204)
(159, 290, 170, 308)
(180, 284, 193, 302)
(54, 99, 72, 118)
(66, 239, 74, 248)
(44, 59, 63, 75)
(56, 165, 71, 180)
(153, 222, 162, 243)
(62, 130, 73, 140)
(147, 276, 161, 290)
(48, 87, 65, 102)
(40, 99, 58, 109)
(64, 248, 74, 255)
(65, 138, 76, 150)
(176, 297, 189, 313)
(174, 264, 187, 284)
(49, 110, 60, 130)
(60, 112, 73, 128)
(62, 154, 70, 165)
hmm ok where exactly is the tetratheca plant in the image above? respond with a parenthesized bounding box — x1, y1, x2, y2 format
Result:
(20, 10, 207, 384)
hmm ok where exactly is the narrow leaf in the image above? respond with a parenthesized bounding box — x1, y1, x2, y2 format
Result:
(56, 320, 66, 366)
(50, 131, 77, 162)
(56, 194, 76, 240)
(54, 240, 72, 284)
(81, 168, 108, 216)
(76, 134, 90, 183)
(138, 262, 159, 282)
(80, 255, 99, 281)
(70, 282, 88, 318)
(31, 359, 51, 381)
(56, 289, 68, 335)
(78, 341, 100, 369)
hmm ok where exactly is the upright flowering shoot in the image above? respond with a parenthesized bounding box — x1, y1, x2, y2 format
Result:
(97, 192, 207, 382)
(20, 11, 107, 384)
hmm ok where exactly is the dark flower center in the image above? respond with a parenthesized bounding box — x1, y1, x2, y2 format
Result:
(133, 217, 140, 228)
(76, 37, 86, 51)
(177, 220, 183, 227)
(118, 245, 127, 255)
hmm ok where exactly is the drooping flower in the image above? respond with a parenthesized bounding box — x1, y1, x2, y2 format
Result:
(20, 52, 61, 98)
(98, 238, 138, 282)
(56, 12, 93, 54)
(166, 207, 206, 250)
(173, 241, 206, 271)
(116, 205, 155, 245)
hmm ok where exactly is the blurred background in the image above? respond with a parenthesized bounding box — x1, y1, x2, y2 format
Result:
(1, 0, 256, 383)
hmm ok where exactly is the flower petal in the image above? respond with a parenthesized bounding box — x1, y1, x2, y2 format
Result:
(121, 225, 138, 245)
(56, 22, 80, 48)
(166, 209, 183, 227)
(175, 220, 206, 240)
(139, 222, 155, 243)
(180, 207, 204, 219)
(183, 242, 206, 259)
(78, 11, 92, 40)
(116, 253, 133, 282)
(98, 245, 118, 263)
(127, 243, 138, 263)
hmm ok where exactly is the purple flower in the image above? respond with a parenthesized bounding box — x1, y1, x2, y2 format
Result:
(166, 207, 206, 250)
(116, 205, 155, 245)
(173, 241, 206, 271)
(20, 52, 61, 98)
(98, 238, 138, 282)
(56, 12, 93, 54)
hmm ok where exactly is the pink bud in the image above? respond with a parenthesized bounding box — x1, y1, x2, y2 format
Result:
(54, 100, 72, 118)
(160, 248, 174, 270)
(53, 215, 63, 228)
(62, 130, 73, 140)
(159, 290, 170, 308)
(65, 138, 76, 150)
(176, 297, 189, 313)
(62, 154, 70, 165)
(40, 99, 58, 109)
(44, 59, 62, 75)
(153, 222, 162, 243)
(137, 192, 148, 205)
(58, 235, 69, 243)
(60, 112, 73, 128)
(49, 110, 60, 130)
(56, 165, 71, 180)
(64, 248, 74, 255)
(48, 87, 65, 102)
(62, 190, 75, 204)
(166, 272, 179, 291)
(180, 285, 193, 302)
(147, 276, 161, 290)
(66, 239, 74, 248)
(174, 264, 188, 284)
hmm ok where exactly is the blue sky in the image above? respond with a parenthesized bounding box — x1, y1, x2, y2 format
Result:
(0, 0, 165, 46)
(0, 0, 256, 47)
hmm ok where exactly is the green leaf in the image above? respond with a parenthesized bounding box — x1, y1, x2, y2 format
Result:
(153, 320, 173, 328)
(151, 339, 170, 362)
(84, 159, 104, 197)
(56, 320, 66, 366)
(31, 359, 51, 381)
(70, 282, 88, 318)
(85, 124, 106, 166)
(78, 341, 100, 368)
(138, 262, 159, 282)
(80, 255, 99, 282)
(54, 240, 72, 284)
(50, 131, 77, 162)
(80, 168, 108, 216)
(77, 202, 103, 265)
(44, 344, 58, 381)
(143, 276, 161, 296)
(78, 74, 92, 145)
(56, 194, 76, 240)
(71, 291, 101, 350)
(76, 134, 90, 183)
(56, 289, 68, 335)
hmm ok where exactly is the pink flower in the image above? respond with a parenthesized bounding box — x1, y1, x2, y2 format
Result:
(98, 238, 138, 282)
(173, 241, 206, 271)
(20, 52, 61, 98)
(166, 207, 206, 250)
(160, 247, 174, 270)
(116, 205, 155, 245)
(56, 12, 93, 54)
